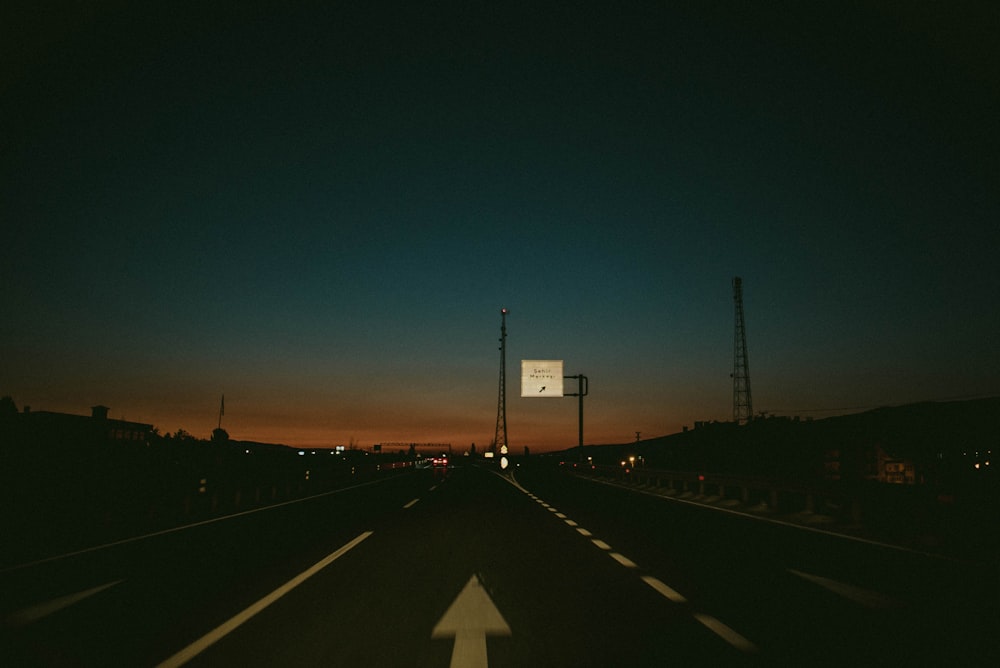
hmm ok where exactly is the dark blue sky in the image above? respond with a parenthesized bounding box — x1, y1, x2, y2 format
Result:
(3, 2, 998, 449)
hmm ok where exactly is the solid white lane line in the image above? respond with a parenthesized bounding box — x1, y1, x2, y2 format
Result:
(403, 498, 420, 509)
(5, 580, 124, 627)
(788, 569, 898, 609)
(693, 613, 758, 653)
(591, 539, 612, 551)
(640, 575, 688, 604)
(609, 553, 638, 568)
(156, 531, 373, 668)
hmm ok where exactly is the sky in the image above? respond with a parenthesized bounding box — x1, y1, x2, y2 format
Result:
(2, 2, 998, 451)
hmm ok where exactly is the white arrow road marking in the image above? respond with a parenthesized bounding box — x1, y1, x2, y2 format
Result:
(432, 574, 511, 668)
(788, 569, 899, 609)
(4, 579, 124, 627)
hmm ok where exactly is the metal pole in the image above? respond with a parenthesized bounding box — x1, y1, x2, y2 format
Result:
(565, 374, 588, 461)
(494, 308, 509, 469)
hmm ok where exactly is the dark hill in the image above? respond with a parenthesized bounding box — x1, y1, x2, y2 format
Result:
(558, 397, 999, 488)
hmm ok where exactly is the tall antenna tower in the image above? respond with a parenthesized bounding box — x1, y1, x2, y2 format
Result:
(732, 277, 753, 424)
(493, 308, 509, 456)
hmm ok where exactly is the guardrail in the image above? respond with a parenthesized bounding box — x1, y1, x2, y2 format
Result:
(560, 461, 997, 559)
(0, 458, 417, 568)
(177, 460, 415, 518)
(564, 463, 868, 526)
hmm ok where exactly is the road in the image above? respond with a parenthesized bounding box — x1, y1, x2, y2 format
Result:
(1, 461, 996, 666)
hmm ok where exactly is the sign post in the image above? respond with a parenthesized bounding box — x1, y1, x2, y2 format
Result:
(521, 360, 588, 460)
(564, 374, 589, 460)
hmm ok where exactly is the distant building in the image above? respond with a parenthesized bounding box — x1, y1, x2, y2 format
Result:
(19, 404, 153, 447)
(873, 444, 917, 484)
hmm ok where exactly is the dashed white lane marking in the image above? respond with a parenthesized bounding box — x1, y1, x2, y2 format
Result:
(156, 531, 373, 668)
(788, 569, 898, 609)
(547, 507, 559, 513)
(694, 613, 758, 653)
(403, 498, 420, 509)
(5, 579, 124, 627)
(641, 575, 688, 604)
(609, 552, 638, 568)
(514, 478, 756, 654)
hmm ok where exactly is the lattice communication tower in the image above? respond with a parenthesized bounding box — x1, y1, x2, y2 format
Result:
(493, 308, 509, 454)
(732, 277, 753, 424)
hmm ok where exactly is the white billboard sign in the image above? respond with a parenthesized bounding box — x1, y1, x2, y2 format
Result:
(521, 360, 564, 397)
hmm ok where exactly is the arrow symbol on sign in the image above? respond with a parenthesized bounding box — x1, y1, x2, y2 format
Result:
(432, 574, 511, 668)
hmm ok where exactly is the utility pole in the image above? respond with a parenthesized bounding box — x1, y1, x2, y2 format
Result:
(732, 277, 753, 424)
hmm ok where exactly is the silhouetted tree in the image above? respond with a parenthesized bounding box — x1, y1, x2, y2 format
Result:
(211, 427, 229, 442)
(0, 395, 17, 419)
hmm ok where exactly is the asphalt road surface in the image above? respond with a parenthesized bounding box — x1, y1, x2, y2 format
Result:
(1, 461, 996, 666)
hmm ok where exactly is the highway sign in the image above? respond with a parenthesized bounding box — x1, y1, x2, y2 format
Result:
(521, 360, 564, 397)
